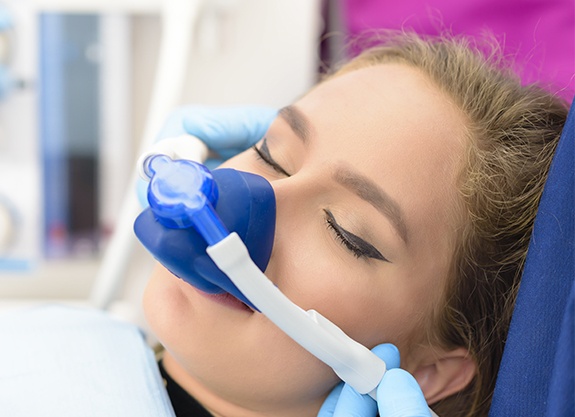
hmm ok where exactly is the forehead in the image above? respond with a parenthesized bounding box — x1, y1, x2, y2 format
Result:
(294, 64, 467, 171)
(298, 63, 461, 138)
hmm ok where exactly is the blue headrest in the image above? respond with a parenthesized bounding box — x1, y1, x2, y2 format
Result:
(489, 101, 574, 416)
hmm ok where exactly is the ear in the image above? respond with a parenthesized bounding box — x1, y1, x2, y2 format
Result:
(410, 347, 476, 404)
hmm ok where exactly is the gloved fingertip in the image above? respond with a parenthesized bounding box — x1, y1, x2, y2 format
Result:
(372, 343, 401, 369)
(380, 369, 422, 393)
(247, 107, 278, 144)
(377, 369, 431, 417)
(259, 106, 279, 121)
(331, 384, 377, 417)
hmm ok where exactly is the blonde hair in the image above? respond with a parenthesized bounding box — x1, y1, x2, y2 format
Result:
(329, 32, 569, 416)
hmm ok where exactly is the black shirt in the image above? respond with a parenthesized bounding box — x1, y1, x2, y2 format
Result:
(158, 360, 213, 417)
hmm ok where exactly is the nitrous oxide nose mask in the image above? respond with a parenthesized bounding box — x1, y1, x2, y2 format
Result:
(134, 153, 275, 310)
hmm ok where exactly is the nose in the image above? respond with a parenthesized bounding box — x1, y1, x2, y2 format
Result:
(267, 169, 324, 222)
(263, 171, 324, 273)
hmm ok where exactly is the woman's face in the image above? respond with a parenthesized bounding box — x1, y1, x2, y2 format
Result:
(144, 63, 468, 416)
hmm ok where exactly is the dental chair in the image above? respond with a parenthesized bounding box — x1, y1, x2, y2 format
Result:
(488, 100, 574, 416)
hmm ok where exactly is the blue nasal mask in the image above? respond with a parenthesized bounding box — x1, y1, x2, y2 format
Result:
(134, 136, 387, 400)
(135, 154, 275, 309)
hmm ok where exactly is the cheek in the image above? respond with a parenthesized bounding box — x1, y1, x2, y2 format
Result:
(142, 266, 196, 350)
(268, 228, 430, 352)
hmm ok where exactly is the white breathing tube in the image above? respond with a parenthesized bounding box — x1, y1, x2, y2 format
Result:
(140, 136, 439, 415)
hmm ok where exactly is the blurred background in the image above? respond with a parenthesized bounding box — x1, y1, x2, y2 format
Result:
(0, 0, 326, 320)
(0, 0, 572, 326)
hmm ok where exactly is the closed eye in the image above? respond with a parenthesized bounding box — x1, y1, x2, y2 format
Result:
(324, 209, 389, 262)
(252, 138, 291, 177)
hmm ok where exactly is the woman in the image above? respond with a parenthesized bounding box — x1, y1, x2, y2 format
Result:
(142, 32, 569, 417)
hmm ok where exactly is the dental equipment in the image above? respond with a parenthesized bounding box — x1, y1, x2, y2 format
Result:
(134, 137, 438, 417)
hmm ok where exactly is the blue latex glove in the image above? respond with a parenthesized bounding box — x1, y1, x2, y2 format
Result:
(157, 105, 278, 165)
(138, 105, 278, 207)
(318, 344, 431, 417)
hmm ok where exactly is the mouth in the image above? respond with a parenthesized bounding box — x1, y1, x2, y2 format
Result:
(194, 287, 255, 313)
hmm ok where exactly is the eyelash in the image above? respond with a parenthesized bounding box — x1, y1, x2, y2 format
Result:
(324, 210, 368, 259)
(252, 141, 290, 177)
(324, 209, 388, 262)
(325, 217, 365, 258)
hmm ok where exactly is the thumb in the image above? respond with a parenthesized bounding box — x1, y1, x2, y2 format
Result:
(372, 343, 401, 370)
(376, 369, 431, 417)
(331, 384, 378, 417)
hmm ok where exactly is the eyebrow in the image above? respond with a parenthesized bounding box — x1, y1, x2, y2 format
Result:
(278, 105, 312, 142)
(333, 166, 409, 244)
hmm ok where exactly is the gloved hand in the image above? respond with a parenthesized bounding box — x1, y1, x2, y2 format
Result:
(138, 105, 278, 207)
(318, 344, 432, 417)
(157, 105, 278, 165)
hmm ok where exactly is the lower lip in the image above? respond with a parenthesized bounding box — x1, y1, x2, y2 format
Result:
(194, 288, 254, 313)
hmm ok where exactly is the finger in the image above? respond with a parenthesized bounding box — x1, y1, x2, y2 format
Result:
(317, 383, 344, 416)
(331, 384, 378, 417)
(183, 106, 277, 150)
(376, 369, 431, 417)
(371, 343, 401, 370)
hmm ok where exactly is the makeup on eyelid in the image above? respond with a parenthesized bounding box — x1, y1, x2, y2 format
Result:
(253, 138, 291, 177)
